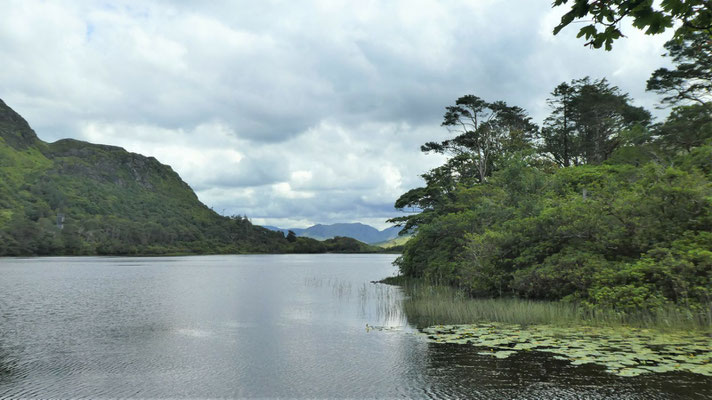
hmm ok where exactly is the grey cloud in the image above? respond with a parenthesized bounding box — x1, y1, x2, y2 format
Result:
(194, 155, 289, 190)
(0, 0, 675, 228)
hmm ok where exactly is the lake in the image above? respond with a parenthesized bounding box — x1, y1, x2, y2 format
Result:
(0, 254, 709, 399)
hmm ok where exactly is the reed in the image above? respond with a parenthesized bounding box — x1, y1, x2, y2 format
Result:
(391, 278, 712, 332)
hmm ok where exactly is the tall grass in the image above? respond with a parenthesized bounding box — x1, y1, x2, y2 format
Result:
(389, 277, 712, 332)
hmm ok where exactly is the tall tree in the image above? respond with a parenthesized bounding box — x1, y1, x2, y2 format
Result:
(552, 0, 712, 50)
(540, 78, 652, 165)
(540, 83, 578, 167)
(647, 31, 712, 106)
(654, 104, 712, 152)
(389, 95, 536, 232)
(422, 95, 537, 183)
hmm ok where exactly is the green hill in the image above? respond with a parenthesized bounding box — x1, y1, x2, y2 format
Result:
(373, 234, 411, 249)
(287, 235, 383, 253)
(0, 99, 290, 256)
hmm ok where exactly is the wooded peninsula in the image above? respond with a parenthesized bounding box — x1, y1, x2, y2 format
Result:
(388, 30, 711, 322)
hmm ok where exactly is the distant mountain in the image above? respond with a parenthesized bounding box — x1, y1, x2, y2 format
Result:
(264, 222, 402, 244)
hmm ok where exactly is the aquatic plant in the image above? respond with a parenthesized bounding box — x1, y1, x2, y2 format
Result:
(397, 279, 712, 331)
(420, 323, 712, 377)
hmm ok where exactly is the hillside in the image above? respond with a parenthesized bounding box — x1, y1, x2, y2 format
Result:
(287, 235, 383, 253)
(373, 234, 411, 249)
(264, 222, 401, 244)
(0, 99, 289, 256)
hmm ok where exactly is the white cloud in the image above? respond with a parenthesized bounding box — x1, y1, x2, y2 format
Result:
(0, 0, 675, 229)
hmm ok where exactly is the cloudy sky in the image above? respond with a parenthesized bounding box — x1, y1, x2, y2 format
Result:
(0, 1, 674, 229)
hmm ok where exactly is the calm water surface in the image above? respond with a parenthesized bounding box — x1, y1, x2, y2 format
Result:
(0, 254, 709, 399)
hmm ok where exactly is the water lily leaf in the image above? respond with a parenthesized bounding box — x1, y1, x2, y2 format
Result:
(570, 358, 598, 365)
(419, 323, 712, 377)
(493, 350, 517, 359)
(641, 364, 679, 373)
(615, 368, 650, 377)
(686, 364, 712, 376)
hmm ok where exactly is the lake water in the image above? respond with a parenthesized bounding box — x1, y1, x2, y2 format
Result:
(0, 254, 709, 399)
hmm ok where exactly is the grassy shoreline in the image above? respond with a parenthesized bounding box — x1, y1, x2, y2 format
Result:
(380, 276, 712, 332)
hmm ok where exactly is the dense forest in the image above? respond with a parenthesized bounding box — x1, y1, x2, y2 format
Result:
(0, 100, 382, 256)
(390, 31, 712, 314)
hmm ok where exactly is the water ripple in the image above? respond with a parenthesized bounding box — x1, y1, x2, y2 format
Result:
(0, 255, 708, 399)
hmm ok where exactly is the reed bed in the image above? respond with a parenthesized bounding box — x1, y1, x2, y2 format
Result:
(388, 278, 712, 332)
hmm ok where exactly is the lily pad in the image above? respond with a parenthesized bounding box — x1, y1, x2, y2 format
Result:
(418, 323, 712, 377)
(615, 368, 650, 377)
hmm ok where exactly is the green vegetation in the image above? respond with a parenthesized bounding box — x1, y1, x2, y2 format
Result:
(389, 31, 712, 323)
(394, 279, 711, 331)
(647, 30, 711, 107)
(420, 323, 711, 377)
(374, 234, 412, 249)
(0, 100, 379, 256)
(288, 235, 383, 253)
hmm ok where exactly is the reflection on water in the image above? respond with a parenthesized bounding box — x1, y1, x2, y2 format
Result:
(0, 255, 709, 399)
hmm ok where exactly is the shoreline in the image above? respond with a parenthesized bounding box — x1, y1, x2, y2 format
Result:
(380, 275, 712, 333)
